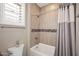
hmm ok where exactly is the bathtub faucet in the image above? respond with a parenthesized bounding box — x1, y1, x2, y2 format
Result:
(35, 37, 39, 44)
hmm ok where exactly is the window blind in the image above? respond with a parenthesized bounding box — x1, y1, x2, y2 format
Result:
(4, 3, 22, 22)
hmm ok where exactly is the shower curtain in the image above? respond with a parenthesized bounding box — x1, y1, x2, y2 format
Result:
(55, 4, 76, 56)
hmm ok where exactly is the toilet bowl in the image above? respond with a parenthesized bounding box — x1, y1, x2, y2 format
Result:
(7, 44, 24, 56)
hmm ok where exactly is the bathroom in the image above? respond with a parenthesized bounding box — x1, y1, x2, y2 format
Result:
(0, 3, 79, 56)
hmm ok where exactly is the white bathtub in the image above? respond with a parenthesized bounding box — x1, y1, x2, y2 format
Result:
(30, 43, 55, 56)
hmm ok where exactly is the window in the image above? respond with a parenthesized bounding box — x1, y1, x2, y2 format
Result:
(0, 3, 25, 26)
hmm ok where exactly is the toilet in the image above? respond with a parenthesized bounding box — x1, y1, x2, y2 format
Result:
(8, 44, 24, 56)
(1, 44, 24, 56)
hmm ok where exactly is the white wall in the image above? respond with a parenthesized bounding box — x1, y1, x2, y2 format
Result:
(0, 27, 26, 55)
(0, 4, 31, 56)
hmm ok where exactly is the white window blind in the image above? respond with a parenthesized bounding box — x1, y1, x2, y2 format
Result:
(0, 3, 25, 26)
(4, 3, 22, 23)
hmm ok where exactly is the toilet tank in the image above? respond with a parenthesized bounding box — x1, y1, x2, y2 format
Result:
(8, 44, 24, 56)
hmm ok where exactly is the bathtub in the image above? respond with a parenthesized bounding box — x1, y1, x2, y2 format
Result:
(30, 43, 55, 56)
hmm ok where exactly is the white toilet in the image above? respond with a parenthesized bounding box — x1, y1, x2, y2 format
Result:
(7, 44, 24, 56)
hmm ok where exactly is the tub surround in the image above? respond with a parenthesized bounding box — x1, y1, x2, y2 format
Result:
(30, 4, 58, 47)
(39, 4, 58, 46)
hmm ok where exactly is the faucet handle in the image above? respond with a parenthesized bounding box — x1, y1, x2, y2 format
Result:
(35, 37, 38, 40)
(34, 37, 39, 44)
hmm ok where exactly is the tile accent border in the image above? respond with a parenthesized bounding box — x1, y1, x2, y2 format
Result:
(31, 29, 57, 32)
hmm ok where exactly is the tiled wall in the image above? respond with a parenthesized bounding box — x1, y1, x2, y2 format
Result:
(30, 4, 40, 47)
(30, 4, 59, 47)
(39, 4, 58, 46)
(30, 4, 58, 47)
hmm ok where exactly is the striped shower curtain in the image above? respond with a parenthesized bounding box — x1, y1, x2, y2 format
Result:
(55, 4, 76, 56)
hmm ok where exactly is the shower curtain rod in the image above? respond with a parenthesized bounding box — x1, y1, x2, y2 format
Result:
(59, 3, 76, 8)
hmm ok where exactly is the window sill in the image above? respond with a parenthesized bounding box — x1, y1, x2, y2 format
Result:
(0, 24, 26, 29)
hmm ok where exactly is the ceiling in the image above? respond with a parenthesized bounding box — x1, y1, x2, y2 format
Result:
(36, 3, 49, 7)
